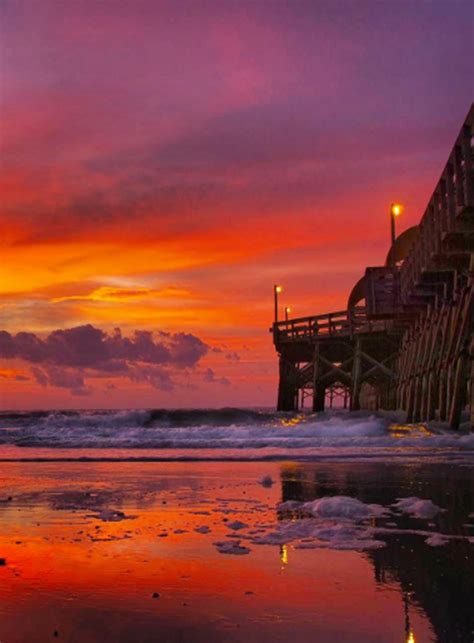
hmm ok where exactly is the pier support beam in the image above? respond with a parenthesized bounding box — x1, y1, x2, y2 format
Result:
(277, 355, 298, 411)
(311, 343, 325, 412)
(438, 369, 448, 422)
(470, 337, 474, 431)
(350, 337, 362, 411)
(448, 353, 468, 430)
(426, 373, 437, 421)
(313, 386, 326, 412)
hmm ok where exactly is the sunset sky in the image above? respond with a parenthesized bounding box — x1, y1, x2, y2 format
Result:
(1, 0, 472, 409)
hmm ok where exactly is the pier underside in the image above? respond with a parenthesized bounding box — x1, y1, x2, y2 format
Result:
(275, 279, 473, 430)
(277, 329, 401, 413)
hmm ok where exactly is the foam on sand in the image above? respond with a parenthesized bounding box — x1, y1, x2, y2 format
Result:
(425, 533, 450, 547)
(194, 525, 211, 534)
(278, 496, 387, 520)
(392, 497, 444, 519)
(243, 495, 468, 551)
(89, 509, 136, 522)
(214, 540, 251, 555)
(260, 475, 274, 487)
(247, 496, 389, 550)
(226, 520, 248, 531)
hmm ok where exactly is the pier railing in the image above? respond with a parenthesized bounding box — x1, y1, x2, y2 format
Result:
(399, 105, 473, 302)
(272, 306, 392, 343)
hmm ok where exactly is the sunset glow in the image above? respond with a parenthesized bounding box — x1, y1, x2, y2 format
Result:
(1, 5, 473, 643)
(1, 1, 472, 409)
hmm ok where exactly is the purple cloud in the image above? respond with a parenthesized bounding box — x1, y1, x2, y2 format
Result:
(0, 324, 208, 370)
(203, 367, 230, 388)
(1, 324, 210, 394)
(32, 365, 90, 396)
(127, 364, 174, 392)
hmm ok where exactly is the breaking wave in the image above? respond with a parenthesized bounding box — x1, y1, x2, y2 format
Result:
(0, 408, 473, 456)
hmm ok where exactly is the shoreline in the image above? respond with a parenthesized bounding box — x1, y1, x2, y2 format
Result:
(1, 452, 474, 462)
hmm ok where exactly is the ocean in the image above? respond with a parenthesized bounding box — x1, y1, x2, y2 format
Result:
(1, 410, 473, 642)
(1, 408, 473, 461)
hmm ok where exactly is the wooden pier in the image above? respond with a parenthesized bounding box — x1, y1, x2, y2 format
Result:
(272, 104, 474, 430)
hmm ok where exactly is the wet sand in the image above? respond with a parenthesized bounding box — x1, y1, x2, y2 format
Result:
(0, 460, 473, 642)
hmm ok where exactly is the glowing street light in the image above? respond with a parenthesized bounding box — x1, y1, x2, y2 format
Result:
(285, 306, 291, 322)
(274, 284, 282, 323)
(390, 202, 404, 264)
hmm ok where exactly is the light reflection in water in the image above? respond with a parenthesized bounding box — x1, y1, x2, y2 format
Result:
(279, 415, 305, 427)
(404, 593, 416, 643)
(389, 423, 432, 438)
(1, 460, 470, 642)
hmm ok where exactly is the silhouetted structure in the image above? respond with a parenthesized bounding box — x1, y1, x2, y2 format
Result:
(272, 104, 474, 429)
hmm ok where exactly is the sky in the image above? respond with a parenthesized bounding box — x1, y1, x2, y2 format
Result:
(0, 0, 473, 410)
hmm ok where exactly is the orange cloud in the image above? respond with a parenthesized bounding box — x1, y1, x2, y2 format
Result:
(0, 367, 29, 381)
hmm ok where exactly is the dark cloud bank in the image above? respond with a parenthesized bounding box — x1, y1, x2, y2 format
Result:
(0, 324, 211, 395)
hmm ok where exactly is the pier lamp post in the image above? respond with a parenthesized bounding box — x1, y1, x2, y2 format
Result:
(285, 307, 291, 323)
(390, 203, 404, 265)
(274, 285, 282, 323)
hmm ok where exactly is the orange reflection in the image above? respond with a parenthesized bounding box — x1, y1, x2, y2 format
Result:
(0, 461, 436, 643)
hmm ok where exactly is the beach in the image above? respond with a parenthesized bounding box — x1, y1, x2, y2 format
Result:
(2, 2, 473, 640)
(0, 411, 473, 642)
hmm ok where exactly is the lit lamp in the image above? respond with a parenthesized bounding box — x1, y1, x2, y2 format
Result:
(390, 202, 404, 264)
(284, 306, 291, 322)
(273, 284, 282, 323)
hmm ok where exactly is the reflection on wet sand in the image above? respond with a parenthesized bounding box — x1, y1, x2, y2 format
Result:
(0, 461, 471, 642)
(280, 462, 474, 643)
